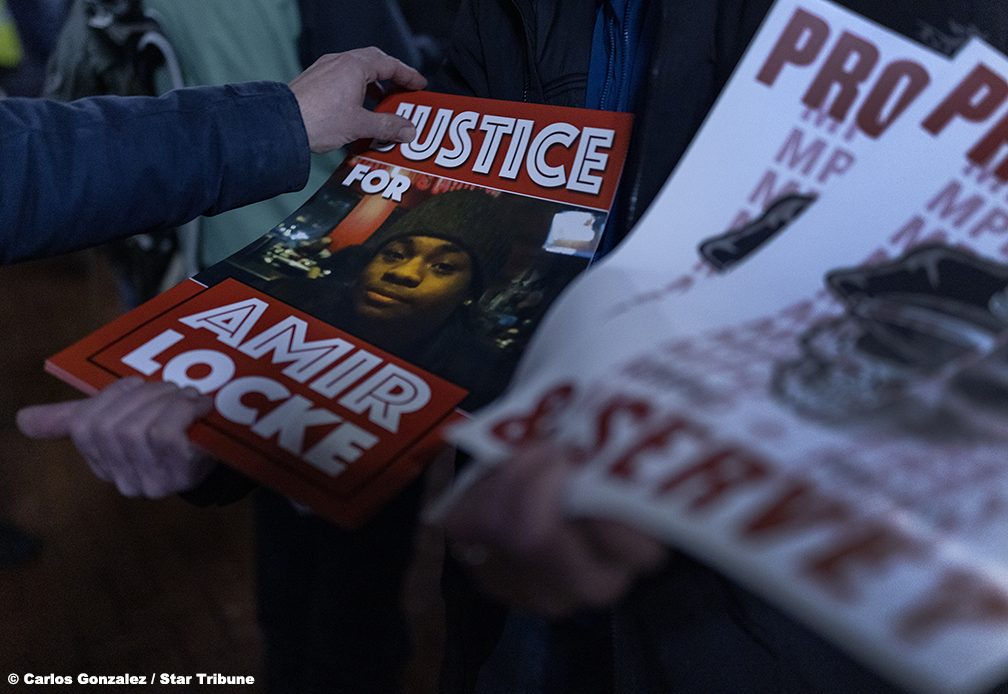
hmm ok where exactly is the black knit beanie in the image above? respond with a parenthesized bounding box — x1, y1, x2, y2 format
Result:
(362, 190, 511, 294)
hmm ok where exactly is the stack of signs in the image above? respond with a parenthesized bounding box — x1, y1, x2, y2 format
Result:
(448, 0, 1008, 692)
(46, 92, 632, 528)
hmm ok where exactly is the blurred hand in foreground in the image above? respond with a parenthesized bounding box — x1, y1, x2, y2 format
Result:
(439, 443, 669, 616)
(17, 378, 215, 498)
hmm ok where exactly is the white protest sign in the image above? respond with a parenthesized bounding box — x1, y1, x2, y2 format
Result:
(447, 3, 1008, 692)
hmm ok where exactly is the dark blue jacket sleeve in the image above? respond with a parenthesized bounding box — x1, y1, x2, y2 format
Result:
(0, 80, 311, 263)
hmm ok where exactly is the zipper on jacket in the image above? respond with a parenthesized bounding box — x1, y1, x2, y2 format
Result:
(523, 52, 531, 102)
(504, 0, 533, 101)
(598, 0, 634, 109)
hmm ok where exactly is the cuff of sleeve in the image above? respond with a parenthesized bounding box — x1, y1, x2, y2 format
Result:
(204, 81, 312, 215)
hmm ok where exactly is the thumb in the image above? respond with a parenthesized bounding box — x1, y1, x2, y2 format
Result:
(357, 111, 417, 145)
(16, 400, 82, 439)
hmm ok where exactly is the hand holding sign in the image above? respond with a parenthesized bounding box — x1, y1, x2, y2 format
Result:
(17, 377, 216, 498)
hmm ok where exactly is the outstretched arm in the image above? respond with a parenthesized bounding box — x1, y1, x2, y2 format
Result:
(1, 47, 425, 263)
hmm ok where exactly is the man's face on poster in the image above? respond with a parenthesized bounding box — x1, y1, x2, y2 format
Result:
(352, 235, 474, 330)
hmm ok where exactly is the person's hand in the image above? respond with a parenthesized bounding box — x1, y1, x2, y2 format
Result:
(289, 47, 428, 153)
(439, 443, 669, 616)
(16, 378, 216, 498)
